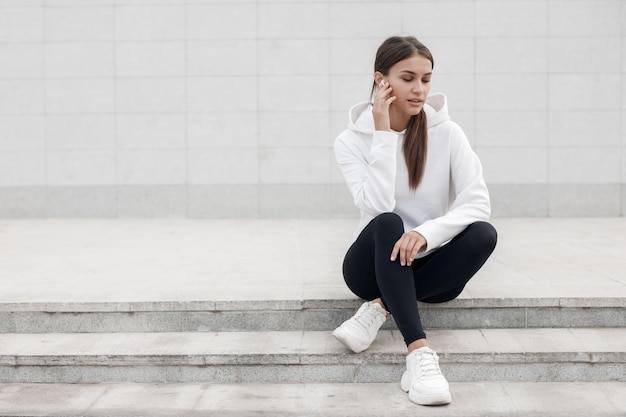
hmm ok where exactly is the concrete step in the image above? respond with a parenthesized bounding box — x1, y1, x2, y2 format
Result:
(1, 297, 624, 333)
(0, 382, 625, 417)
(0, 328, 624, 384)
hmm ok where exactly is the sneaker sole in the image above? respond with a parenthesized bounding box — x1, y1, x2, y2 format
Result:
(332, 326, 368, 354)
(408, 390, 452, 406)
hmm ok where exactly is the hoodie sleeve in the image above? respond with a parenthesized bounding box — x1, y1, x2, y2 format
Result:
(334, 130, 399, 216)
(413, 122, 491, 252)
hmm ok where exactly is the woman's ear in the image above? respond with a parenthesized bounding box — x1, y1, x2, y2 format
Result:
(374, 71, 384, 86)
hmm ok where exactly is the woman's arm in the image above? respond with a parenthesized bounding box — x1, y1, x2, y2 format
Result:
(334, 129, 399, 215)
(334, 81, 401, 216)
(413, 122, 491, 253)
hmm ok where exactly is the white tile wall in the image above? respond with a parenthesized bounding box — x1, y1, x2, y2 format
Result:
(549, 147, 621, 183)
(402, 2, 475, 38)
(44, 6, 113, 41)
(476, 147, 548, 184)
(46, 79, 115, 113)
(0, 80, 45, 114)
(187, 112, 258, 149)
(0, 7, 43, 42)
(259, 3, 328, 39)
(0, 0, 624, 217)
(258, 40, 329, 76)
(47, 150, 116, 185)
(548, 37, 621, 74)
(45, 42, 115, 78)
(115, 5, 184, 40)
(549, 110, 621, 147)
(329, 74, 371, 112)
(0, 151, 45, 186)
(476, 38, 548, 74)
(0, 115, 45, 150)
(259, 76, 329, 112)
(0, 44, 44, 78)
(476, 0, 548, 37)
(116, 114, 185, 149)
(549, 74, 621, 111)
(476, 111, 547, 147)
(188, 77, 257, 112)
(116, 78, 185, 113)
(330, 2, 403, 39)
(187, 40, 257, 76)
(188, 148, 257, 185)
(623, 147, 626, 182)
(477, 74, 548, 111)
(258, 112, 329, 148)
(330, 39, 377, 75)
(187, 4, 256, 40)
(46, 114, 116, 150)
(259, 148, 331, 184)
(548, 0, 621, 37)
(116, 41, 185, 77)
(117, 149, 186, 185)
(0, 1, 41, 7)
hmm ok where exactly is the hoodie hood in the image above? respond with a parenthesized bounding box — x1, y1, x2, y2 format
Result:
(348, 92, 451, 134)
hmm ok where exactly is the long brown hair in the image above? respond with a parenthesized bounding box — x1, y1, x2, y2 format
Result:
(371, 36, 434, 190)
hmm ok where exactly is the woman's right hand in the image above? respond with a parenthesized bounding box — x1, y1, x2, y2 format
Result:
(372, 79, 396, 131)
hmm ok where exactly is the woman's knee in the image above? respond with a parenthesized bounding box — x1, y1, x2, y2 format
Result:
(467, 221, 498, 253)
(374, 212, 404, 231)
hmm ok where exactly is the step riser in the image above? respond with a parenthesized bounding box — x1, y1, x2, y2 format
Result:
(1, 307, 623, 333)
(1, 363, 623, 384)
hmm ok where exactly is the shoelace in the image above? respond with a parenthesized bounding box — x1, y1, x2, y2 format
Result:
(352, 304, 377, 330)
(416, 351, 442, 377)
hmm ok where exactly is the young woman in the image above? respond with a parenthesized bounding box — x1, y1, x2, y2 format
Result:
(333, 36, 497, 406)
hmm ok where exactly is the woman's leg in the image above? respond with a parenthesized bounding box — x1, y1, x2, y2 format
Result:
(343, 212, 428, 345)
(411, 221, 497, 303)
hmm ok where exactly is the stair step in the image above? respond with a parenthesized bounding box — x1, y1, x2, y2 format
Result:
(1, 297, 624, 333)
(1, 329, 624, 384)
(0, 382, 624, 417)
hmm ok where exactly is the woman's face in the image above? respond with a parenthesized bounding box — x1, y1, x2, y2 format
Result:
(379, 54, 433, 118)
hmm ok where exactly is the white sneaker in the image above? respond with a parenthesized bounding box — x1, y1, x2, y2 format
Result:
(332, 301, 388, 353)
(400, 346, 451, 406)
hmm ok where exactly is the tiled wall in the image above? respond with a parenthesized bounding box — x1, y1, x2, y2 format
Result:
(0, 0, 624, 218)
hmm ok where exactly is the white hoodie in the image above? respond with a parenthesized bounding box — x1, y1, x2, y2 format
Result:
(334, 93, 491, 258)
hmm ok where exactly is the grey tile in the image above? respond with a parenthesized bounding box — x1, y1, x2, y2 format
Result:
(549, 183, 621, 216)
(46, 186, 116, 217)
(187, 184, 258, 218)
(0, 186, 46, 217)
(488, 183, 549, 216)
(117, 185, 187, 218)
(259, 184, 331, 218)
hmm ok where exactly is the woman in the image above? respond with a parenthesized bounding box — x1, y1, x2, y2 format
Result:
(333, 36, 497, 406)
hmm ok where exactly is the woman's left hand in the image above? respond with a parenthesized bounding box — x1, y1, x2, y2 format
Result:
(390, 231, 426, 266)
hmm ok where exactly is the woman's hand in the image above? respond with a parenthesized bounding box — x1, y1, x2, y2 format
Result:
(372, 79, 396, 131)
(390, 231, 426, 267)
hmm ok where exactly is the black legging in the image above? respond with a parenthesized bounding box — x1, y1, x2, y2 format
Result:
(342, 212, 497, 346)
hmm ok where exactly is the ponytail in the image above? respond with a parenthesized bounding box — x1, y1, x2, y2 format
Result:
(403, 110, 428, 190)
